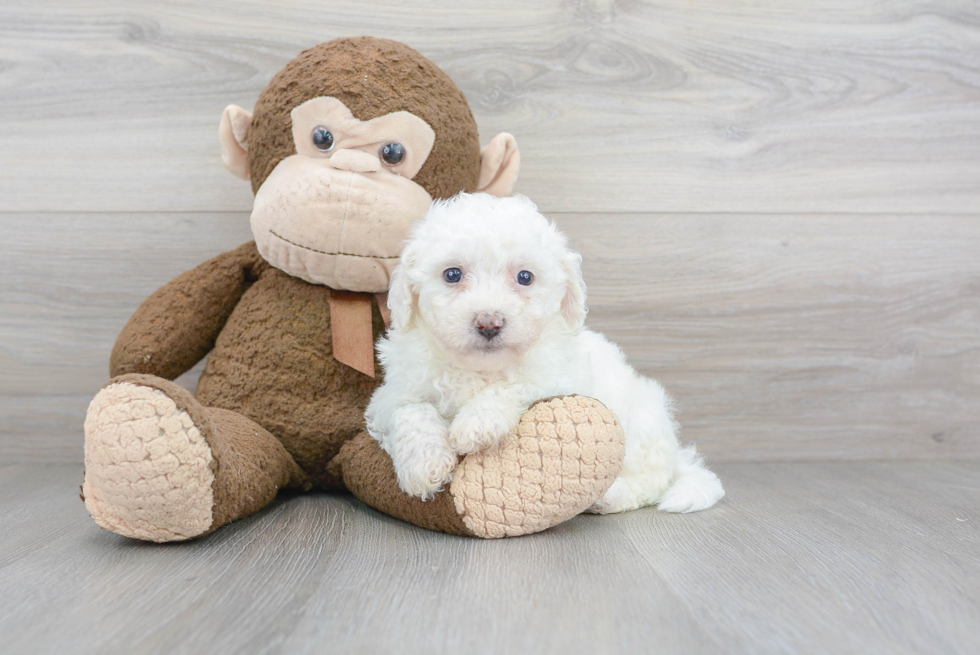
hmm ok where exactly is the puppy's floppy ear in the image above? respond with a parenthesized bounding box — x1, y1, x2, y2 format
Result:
(387, 245, 419, 331)
(560, 250, 588, 330)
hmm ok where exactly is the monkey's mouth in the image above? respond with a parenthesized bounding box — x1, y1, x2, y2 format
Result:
(269, 229, 398, 260)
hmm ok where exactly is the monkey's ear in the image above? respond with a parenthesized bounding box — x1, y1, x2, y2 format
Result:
(476, 133, 521, 196)
(219, 105, 253, 180)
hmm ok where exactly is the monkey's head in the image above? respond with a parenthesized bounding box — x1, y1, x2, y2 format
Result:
(218, 37, 520, 293)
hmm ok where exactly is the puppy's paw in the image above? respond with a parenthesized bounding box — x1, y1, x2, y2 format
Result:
(586, 478, 632, 514)
(657, 465, 725, 513)
(395, 442, 458, 501)
(448, 405, 517, 455)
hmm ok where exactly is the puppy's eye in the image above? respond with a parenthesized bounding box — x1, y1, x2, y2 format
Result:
(516, 270, 534, 286)
(380, 142, 406, 166)
(443, 268, 462, 283)
(312, 127, 334, 151)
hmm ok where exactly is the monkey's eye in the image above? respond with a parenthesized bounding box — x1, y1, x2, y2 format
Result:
(312, 127, 334, 151)
(517, 270, 534, 286)
(380, 142, 406, 166)
(443, 268, 462, 284)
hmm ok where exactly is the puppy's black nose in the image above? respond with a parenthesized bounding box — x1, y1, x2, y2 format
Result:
(474, 313, 505, 341)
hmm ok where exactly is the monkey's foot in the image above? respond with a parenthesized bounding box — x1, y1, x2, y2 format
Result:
(339, 395, 626, 538)
(82, 376, 217, 542)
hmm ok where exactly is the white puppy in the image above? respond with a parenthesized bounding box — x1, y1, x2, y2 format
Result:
(366, 193, 724, 514)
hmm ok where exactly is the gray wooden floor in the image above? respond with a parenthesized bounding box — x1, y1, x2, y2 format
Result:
(1, 461, 977, 654)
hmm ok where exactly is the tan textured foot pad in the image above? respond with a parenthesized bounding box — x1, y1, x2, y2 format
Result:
(450, 396, 626, 538)
(83, 382, 215, 542)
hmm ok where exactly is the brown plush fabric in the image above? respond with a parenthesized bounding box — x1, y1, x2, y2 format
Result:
(192, 244, 386, 489)
(339, 397, 627, 539)
(338, 432, 475, 537)
(99, 374, 308, 537)
(110, 242, 267, 380)
(108, 241, 384, 490)
(91, 244, 627, 540)
(247, 37, 481, 199)
(85, 39, 603, 541)
(206, 407, 310, 532)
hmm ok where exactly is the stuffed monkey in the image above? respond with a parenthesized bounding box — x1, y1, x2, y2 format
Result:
(81, 37, 625, 541)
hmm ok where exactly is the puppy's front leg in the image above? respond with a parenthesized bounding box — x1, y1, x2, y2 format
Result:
(448, 385, 540, 455)
(389, 403, 457, 500)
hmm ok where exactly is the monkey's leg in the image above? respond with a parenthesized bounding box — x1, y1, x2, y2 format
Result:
(82, 374, 308, 542)
(337, 396, 625, 538)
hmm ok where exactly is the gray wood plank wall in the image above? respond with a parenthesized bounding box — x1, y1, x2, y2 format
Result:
(1, 0, 978, 462)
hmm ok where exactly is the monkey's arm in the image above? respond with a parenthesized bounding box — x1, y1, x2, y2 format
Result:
(109, 241, 266, 380)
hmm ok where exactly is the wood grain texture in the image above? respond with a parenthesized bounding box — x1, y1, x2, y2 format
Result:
(2, 211, 977, 463)
(0, 461, 977, 654)
(2, 4, 977, 652)
(563, 212, 980, 461)
(1, 0, 978, 214)
(0, 212, 251, 461)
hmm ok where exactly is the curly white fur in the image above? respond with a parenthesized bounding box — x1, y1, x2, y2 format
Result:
(366, 193, 725, 513)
